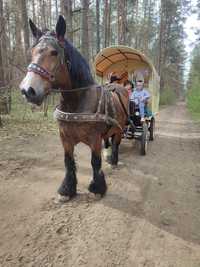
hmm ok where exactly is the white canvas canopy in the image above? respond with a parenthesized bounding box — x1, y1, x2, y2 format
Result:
(94, 46, 160, 113)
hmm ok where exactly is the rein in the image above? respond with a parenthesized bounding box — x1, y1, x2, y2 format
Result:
(50, 85, 99, 93)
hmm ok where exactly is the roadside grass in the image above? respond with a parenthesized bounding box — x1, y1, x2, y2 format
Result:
(159, 87, 177, 106)
(187, 87, 200, 121)
(0, 89, 59, 139)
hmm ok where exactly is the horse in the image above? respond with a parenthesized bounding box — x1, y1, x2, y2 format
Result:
(20, 16, 129, 201)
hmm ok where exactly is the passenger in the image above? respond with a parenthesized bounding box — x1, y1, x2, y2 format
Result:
(110, 74, 121, 84)
(130, 75, 150, 122)
(124, 80, 134, 97)
(108, 72, 121, 83)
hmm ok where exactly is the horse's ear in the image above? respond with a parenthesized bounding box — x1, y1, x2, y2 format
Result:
(56, 15, 66, 39)
(29, 19, 42, 39)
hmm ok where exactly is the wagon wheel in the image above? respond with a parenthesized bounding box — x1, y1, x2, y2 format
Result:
(140, 123, 148, 156)
(149, 117, 155, 141)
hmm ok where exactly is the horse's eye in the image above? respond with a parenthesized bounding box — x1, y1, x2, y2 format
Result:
(51, 50, 58, 56)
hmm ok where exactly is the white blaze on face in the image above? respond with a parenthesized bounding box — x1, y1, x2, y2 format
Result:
(20, 71, 45, 96)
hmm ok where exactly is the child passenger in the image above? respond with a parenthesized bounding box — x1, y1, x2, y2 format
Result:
(130, 75, 150, 122)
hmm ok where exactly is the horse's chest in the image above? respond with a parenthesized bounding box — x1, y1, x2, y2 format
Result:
(59, 121, 108, 143)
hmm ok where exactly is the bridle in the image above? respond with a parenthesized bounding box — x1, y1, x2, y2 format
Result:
(27, 33, 71, 83)
(26, 33, 92, 94)
(27, 63, 57, 82)
(27, 34, 94, 94)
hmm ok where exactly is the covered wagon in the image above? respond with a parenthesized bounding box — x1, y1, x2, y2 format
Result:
(94, 45, 160, 114)
(94, 46, 160, 155)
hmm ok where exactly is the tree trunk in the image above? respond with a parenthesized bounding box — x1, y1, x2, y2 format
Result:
(81, 0, 90, 62)
(103, 0, 111, 47)
(158, 0, 167, 91)
(62, 0, 73, 42)
(32, 0, 36, 23)
(143, 0, 149, 52)
(20, 0, 30, 64)
(55, 0, 59, 19)
(135, 0, 139, 48)
(0, 0, 5, 86)
(4, 1, 12, 83)
(49, 0, 52, 28)
(96, 0, 100, 53)
(117, 0, 127, 45)
(41, 0, 47, 29)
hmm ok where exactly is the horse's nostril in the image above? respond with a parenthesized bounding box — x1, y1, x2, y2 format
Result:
(27, 87, 36, 97)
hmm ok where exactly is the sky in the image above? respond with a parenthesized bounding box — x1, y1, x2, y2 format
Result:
(184, 0, 199, 77)
(184, 12, 199, 54)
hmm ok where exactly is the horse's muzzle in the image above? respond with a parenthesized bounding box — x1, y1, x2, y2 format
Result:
(21, 86, 36, 97)
(21, 87, 44, 105)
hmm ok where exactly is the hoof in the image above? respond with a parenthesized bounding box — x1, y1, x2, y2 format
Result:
(104, 161, 113, 170)
(58, 184, 77, 199)
(55, 194, 70, 203)
(88, 192, 102, 200)
(111, 164, 118, 169)
(88, 179, 107, 197)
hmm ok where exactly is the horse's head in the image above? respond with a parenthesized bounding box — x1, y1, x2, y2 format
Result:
(20, 16, 71, 105)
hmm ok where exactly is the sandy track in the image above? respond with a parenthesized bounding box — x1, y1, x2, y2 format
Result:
(0, 102, 200, 267)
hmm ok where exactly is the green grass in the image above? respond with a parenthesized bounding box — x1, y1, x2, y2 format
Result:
(159, 87, 177, 106)
(0, 89, 59, 137)
(187, 85, 200, 121)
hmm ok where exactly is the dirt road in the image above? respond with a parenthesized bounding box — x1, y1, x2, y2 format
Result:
(0, 102, 200, 267)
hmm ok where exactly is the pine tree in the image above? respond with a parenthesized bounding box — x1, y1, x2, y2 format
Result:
(96, 0, 100, 53)
(0, 0, 4, 86)
(20, 0, 30, 63)
(62, 0, 73, 42)
(158, 0, 189, 95)
(81, 0, 90, 62)
(117, 0, 127, 45)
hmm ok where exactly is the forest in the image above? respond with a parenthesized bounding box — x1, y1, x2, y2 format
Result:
(0, 0, 199, 117)
(1, 2, 200, 266)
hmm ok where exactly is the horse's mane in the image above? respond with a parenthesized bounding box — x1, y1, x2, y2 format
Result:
(63, 39, 95, 89)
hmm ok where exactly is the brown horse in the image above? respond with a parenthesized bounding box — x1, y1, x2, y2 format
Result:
(20, 16, 129, 200)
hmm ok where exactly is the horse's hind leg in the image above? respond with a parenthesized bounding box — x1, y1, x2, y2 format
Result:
(58, 143, 77, 200)
(103, 138, 112, 163)
(111, 134, 121, 166)
(104, 138, 111, 148)
(89, 137, 107, 197)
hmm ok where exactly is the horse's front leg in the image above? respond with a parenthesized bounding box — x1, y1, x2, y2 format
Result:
(58, 143, 77, 200)
(89, 137, 107, 197)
